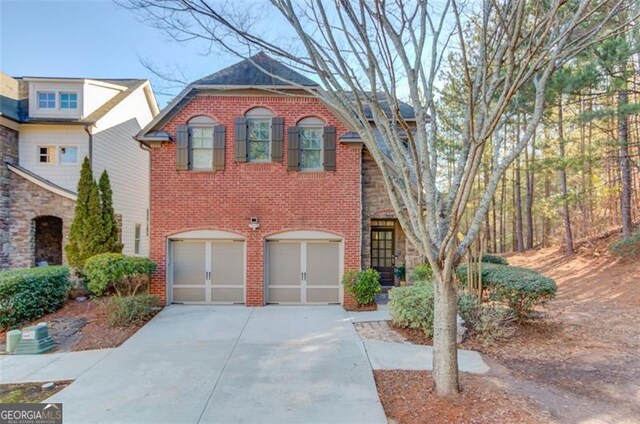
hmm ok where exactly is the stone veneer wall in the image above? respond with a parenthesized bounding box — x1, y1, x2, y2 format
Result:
(8, 174, 75, 268)
(361, 150, 423, 281)
(0, 124, 19, 268)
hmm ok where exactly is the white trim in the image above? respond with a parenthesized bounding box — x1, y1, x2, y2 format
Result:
(7, 163, 77, 201)
(169, 229, 244, 239)
(266, 230, 341, 240)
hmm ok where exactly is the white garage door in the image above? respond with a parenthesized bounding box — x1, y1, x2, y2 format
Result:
(267, 240, 340, 304)
(172, 240, 245, 304)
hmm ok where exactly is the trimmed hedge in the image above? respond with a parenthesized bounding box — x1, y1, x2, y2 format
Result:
(0, 266, 70, 330)
(84, 253, 157, 297)
(342, 268, 381, 305)
(481, 254, 509, 265)
(388, 281, 435, 336)
(457, 263, 557, 318)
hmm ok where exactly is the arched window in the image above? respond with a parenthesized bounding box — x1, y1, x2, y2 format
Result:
(245, 107, 273, 162)
(188, 116, 215, 170)
(298, 117, 325, 170)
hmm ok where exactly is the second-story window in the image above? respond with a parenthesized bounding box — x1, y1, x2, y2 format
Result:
(298, 117, 325, 171)
(59, 146, 78, 164)
(60, 92, 78, 109)
(38, 92, 56, 109)
(246, 107, 272, 162)
(38, 146, 56, 163)
(188, 116, 215, 170)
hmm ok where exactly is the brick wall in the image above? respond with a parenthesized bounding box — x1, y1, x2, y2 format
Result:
(151, 95, 362, 306)
(361, 150, 423, 281)
(0, 124, 18, 268)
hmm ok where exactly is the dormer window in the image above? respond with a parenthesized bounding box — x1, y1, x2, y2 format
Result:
(38, 92, 56, 109)
(60, 92, 78, 109)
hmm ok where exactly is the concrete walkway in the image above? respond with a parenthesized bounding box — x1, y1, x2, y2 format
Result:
(46, 306, 387, 424)
(0, 349, 113, 384)
(347, 304, 391, 323)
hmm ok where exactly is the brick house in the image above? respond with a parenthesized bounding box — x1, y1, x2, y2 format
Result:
(0, 73, 158, 268)
(136, 53, 422, 307)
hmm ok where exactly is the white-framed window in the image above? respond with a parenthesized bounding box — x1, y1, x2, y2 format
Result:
(60, 92, 78, 109)
(298, 117, 324, 170)
(246, 107, 272, 162)
(134, 224, 142, 255)
(38, 92, 56, 109)
(59, 146, 78, 164)
(188, 116, 215, 170)
(38, 146, 56, 163)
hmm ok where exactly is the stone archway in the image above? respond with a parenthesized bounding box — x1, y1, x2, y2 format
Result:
(33, 216, 63, 266)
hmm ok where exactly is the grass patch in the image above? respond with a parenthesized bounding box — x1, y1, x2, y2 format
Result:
(0, 381, 71, 403)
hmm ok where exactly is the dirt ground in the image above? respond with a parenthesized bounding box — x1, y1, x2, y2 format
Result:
(0, 298, 157, 353)
(372, 232, 640, 423)
(0, 381, 71, 403)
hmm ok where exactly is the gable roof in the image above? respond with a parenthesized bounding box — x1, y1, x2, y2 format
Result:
(0, 76, 150, 125)
(194, 52, 319, 87)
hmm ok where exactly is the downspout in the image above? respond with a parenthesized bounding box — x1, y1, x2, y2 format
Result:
(84, 124, 93, 166)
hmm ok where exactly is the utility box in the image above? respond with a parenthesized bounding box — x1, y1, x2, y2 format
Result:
(6, 329, 22, 353)
(14, 324, 56, 354)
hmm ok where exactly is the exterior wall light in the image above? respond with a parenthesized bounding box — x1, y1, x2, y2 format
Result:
(249, 217, 260, 231)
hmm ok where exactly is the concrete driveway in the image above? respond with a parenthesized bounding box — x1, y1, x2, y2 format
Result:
(48, 306, 387, 424)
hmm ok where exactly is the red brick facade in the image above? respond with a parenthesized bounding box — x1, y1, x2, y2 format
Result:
(149, 94, 362, 306)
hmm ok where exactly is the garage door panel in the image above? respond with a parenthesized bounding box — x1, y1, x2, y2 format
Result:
(268, 242, 301, 286)
(173, 287, 207, 303)
(307, 288, 340, 303)
(306, 243, 340, 287)
(173, 242, 206, 286)
(211, 287, 244, 303)
(268, 287, 302, 303)
(211, 242, 244, 287)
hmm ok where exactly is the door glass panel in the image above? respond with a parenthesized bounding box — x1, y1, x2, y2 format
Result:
(306, 242, 339, 287)
(173, 241, 206, 286)
(211, 242, 244, 286)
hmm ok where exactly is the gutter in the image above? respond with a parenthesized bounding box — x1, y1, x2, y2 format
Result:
(84, 124, 93, 165)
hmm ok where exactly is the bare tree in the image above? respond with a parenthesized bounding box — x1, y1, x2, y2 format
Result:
(123, 0, 635, 396)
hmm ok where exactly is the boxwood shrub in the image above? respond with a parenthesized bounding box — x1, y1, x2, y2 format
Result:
(481, 254, 509, 265)
(457, 263, 557, 318)
(84, 253, 157, 297)
(388, 281, 435, 336)
(0, 266, 70, 330)
(342, 268, 381, 305)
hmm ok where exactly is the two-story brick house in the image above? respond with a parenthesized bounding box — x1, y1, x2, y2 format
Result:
(136, 53, 422, 307)
(0, 73, 158, 268)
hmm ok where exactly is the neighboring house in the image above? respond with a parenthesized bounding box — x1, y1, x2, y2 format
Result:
(136, 52, 422, 307)
(0, 73, 159, 268)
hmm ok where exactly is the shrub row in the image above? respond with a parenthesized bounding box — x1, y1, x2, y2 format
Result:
(0, 266, 70, 330)
(99, 294, 159, 327)
(342, 269, 381, 305)
(457, 263, 557, 318)
(84, 253, 157, 297)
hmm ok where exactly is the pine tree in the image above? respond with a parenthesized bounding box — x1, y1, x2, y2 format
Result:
(99, 171, 123, 253)
(65, 157, 94, 269)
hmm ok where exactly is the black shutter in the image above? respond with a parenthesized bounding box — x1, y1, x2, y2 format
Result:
(271, 117, 284, 162)
(213, 125, 226, 171)
(287, 126, 300, 171)
(176, 125, 189, 170)
(323, 126, 336, 171)
(234, 117, 248, 162)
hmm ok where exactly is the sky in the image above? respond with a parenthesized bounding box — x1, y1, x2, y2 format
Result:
(0, 0, 241, 106)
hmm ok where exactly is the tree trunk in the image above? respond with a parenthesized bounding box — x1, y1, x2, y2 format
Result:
(525, 137, 535, 249)
(558, 97, 575, 254)
(618, 89, 633, 239)
(432, 268, 460, 396)
(515, 114, 525, 252)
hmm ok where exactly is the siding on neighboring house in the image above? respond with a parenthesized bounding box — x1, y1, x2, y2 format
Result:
(92, 87, 153, 257)
(18, 125, 88, 192)
(149, 94, 362, 306)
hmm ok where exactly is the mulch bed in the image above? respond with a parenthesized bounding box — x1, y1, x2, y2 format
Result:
(388, 322, 432, 345)
(0, 298, 159, 353)
(374, 370, 546, 424)
(343, 303, 377, 312)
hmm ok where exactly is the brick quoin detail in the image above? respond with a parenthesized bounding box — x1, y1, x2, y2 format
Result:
(150, 95, 362, 306)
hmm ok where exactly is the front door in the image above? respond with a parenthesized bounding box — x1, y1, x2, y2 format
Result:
(371, 228, 395, 286)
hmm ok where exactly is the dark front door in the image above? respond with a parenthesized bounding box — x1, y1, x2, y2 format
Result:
(371, 228, 395, 286)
